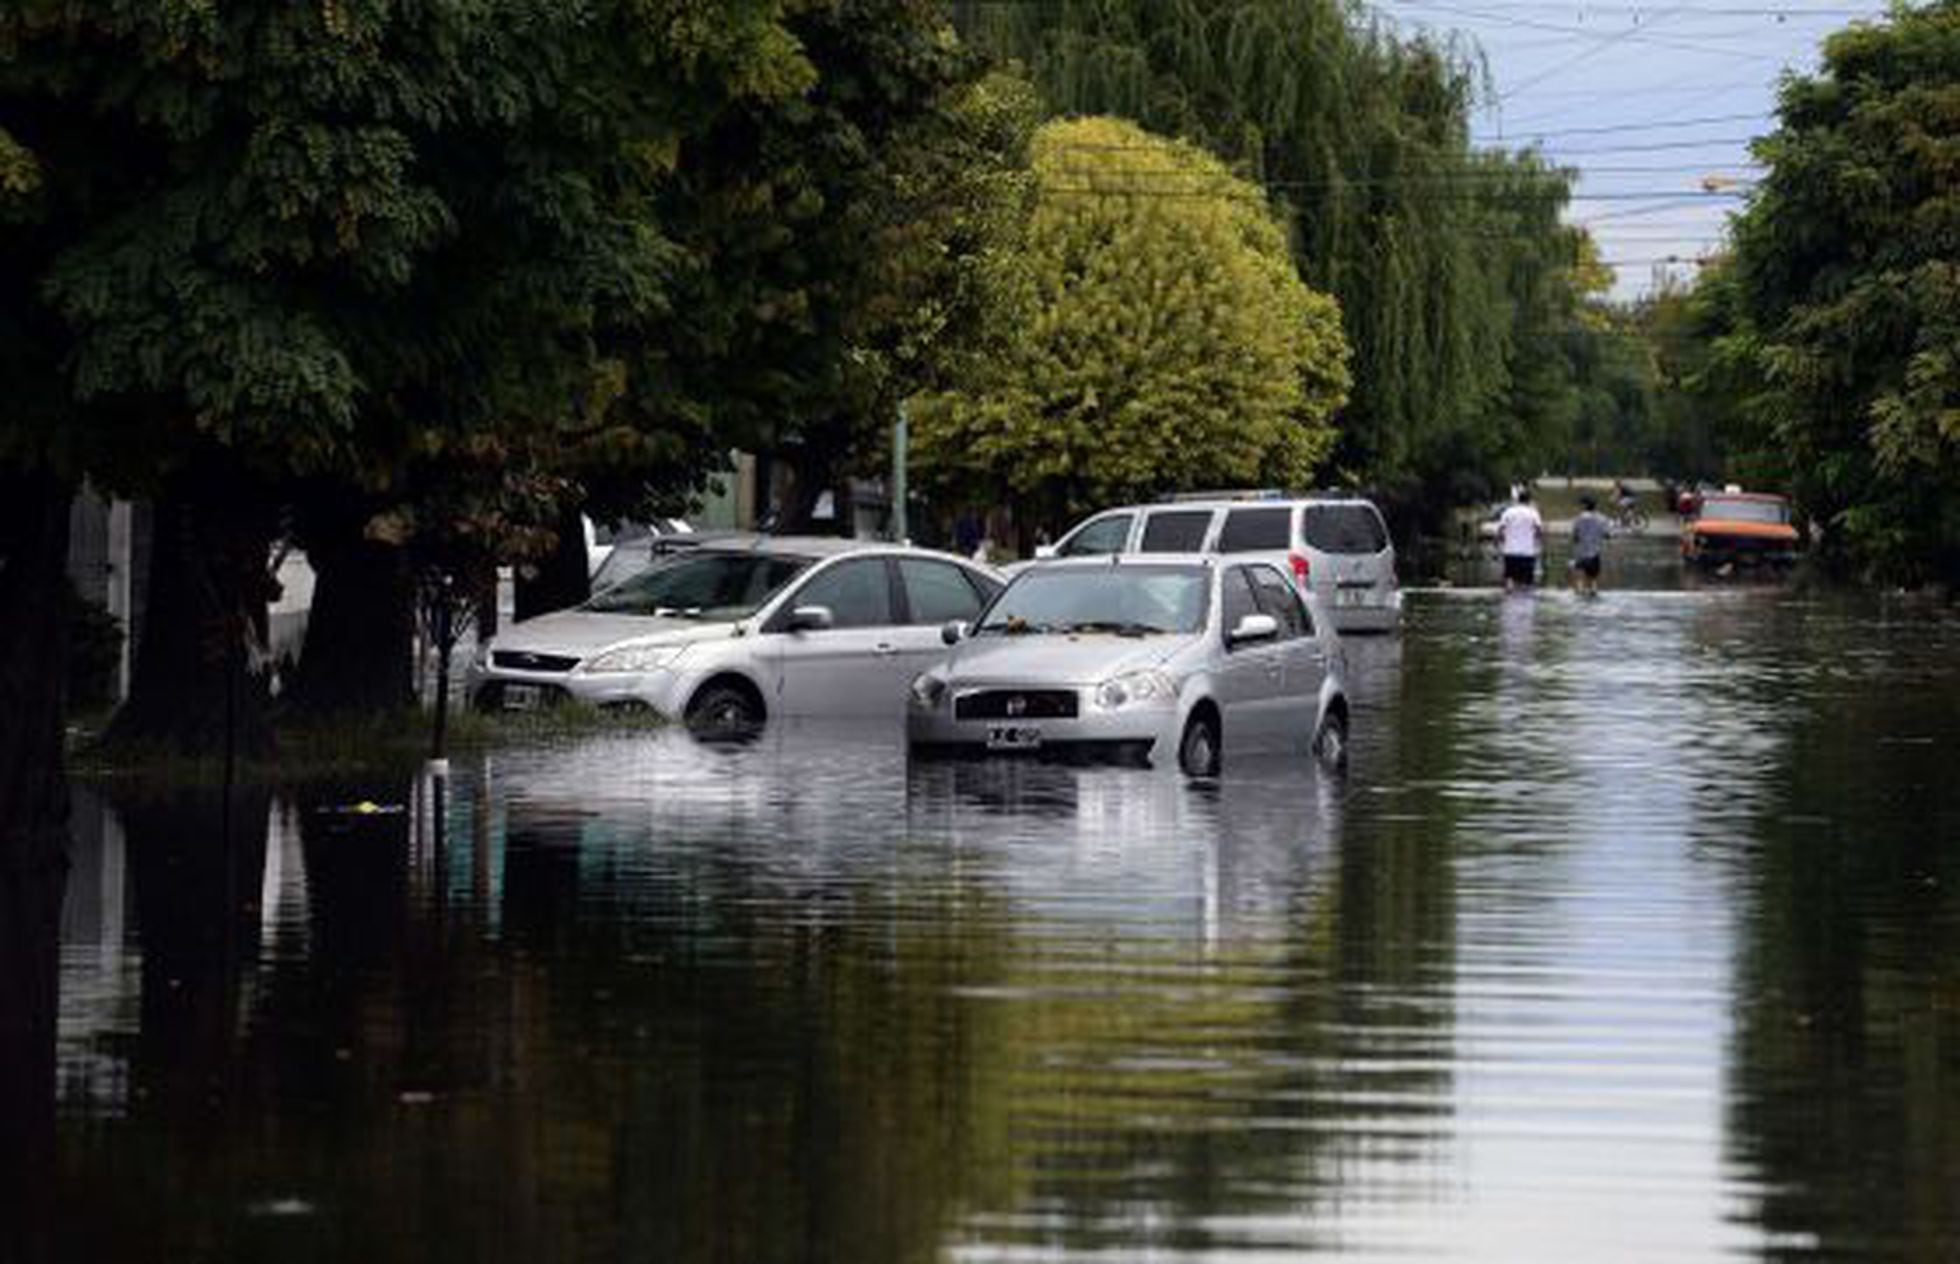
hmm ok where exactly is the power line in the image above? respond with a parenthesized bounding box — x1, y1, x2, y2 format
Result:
(1400, 2, 1789, 61)
(1388, 1, 1873, 16)
(1474, 111, 1769, 137)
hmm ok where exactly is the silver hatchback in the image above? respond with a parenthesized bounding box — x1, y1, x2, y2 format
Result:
(907, 556, 1349, 775)
(468, 536, 1003, 734)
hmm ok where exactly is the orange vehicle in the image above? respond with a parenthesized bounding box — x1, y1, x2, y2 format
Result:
(1681, 489, 1800, 568)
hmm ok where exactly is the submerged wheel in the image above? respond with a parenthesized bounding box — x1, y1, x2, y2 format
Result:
(685, 681, 763, 740)
(1313, 708, 1349, 773)
(1178, 712, 1221, 778)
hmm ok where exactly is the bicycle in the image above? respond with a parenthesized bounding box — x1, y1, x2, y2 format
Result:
(1611, 499, 1649, 532)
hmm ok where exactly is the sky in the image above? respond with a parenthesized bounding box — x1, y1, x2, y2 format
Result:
(1380, 0, 1895, 298)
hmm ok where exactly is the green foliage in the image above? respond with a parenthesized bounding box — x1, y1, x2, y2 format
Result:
(955, 0, 1587, 509)
(911, 116, 1350, 519)
(631, 0, 1030, 518)
(1722, 1, 1960, 582)
(0, 0, 813, 506)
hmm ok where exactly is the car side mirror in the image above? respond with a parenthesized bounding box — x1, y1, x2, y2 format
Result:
(940, 619, 969, 646)
(1034, 544, 1058, 560)
(786, 605, 834, 633)
(1228, 613, 1279, 646)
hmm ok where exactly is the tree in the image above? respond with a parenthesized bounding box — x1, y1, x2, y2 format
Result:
(955, 1, 1581, 516)
(910, 116, 1351, 525)
(0, 1, 815, 752)
(1726, 0, 1960, 582)
(634, 0, 1034, 540)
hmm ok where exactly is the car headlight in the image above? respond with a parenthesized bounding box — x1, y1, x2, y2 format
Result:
(909, 673, 948, 710)
(581, 642, 687, 674)
(1094, 669, 1173, 710)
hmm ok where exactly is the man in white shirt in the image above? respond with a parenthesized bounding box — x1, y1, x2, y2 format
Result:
(1496, 488, 1544, 592)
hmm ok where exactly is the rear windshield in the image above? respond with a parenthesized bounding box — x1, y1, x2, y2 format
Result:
(583, 552, 810, 620)
(1299, 504, 1388, 554)
(1138, 510, 1212, 552)
(1218, 507, 1292, 553)
(1699, 497, 1788, 525)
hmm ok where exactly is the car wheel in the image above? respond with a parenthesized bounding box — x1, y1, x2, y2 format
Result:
(685, 681, 762, 740)
(1178, 712, 1221, 778)
(1313, 709, 1349, 772)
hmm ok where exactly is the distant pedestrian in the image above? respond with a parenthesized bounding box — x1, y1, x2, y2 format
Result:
(1570, 495, 1611, 596)
(1496, 488, 1544, 592)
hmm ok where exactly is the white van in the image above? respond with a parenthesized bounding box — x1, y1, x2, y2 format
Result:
(1039, 492, 1401, 633)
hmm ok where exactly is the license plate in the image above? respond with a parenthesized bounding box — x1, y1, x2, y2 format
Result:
(1338, 588, 1364, 607)
(503, 683, 544, 711)
(986, 724, 1042, 751)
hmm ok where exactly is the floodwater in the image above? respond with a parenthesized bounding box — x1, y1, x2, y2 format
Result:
(49, 555, 1960, 1262)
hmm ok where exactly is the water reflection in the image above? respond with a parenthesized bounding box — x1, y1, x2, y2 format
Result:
(48, 588, 1960, 1262)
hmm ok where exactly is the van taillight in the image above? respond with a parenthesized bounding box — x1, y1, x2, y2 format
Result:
(1289, 552, 1310, 583)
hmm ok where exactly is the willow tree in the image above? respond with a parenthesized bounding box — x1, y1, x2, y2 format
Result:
(955, 0, 1579, 511)
(911, 117, 1350, 525)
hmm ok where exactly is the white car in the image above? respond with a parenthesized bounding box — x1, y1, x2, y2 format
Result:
(907, 555, 1349, 776)
(469, 536, 1004, 734)
(1033, 492, 1401, 633)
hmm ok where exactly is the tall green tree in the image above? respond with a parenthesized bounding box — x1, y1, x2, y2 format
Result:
(911, 116, 1351, 525)
(1726, 0, 1960, 582)
(955, 0, 1581, 517)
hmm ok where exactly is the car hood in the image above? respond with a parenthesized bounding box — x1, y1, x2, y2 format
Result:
(943, 633, 1191, 686)
(491, 610, 738, 658)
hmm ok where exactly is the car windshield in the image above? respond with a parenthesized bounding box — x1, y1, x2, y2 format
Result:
(977, 566, 1208, 636)
(582, 552, 810, 619)
(1699, 497, 1789, 524)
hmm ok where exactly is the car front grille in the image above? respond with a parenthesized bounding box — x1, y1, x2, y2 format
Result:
(491, 650, 581, 674)
(955, 689, 1079, 720)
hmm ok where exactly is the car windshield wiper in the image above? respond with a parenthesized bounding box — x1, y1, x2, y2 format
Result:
(976, 618, 1062, 636)
(1064, 620, 1166, 637)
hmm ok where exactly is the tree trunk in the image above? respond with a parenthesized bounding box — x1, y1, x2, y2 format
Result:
(113, 783, 270, 1122)
(104, 456, 276, 757)
(286, 496, 414, 718)
(513, 502, 590, 621)
(0, 467, 72, 1264)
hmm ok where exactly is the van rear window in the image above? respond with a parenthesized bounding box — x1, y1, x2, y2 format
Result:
(1218, 507, 1292, 553)
(1300, 505, 1387, 554)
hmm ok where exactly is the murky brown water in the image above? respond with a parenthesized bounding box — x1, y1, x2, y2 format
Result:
(51, 563, 1960, 1261)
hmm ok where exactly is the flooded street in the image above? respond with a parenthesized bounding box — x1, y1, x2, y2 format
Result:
(51, 568, 1960, 1261)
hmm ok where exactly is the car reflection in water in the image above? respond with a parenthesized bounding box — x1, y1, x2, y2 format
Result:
(475, 719, 1347, 947)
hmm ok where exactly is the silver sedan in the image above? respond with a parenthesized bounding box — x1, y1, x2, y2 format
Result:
(468, 536, 1004, 734)
(907, 556, 1348, 775)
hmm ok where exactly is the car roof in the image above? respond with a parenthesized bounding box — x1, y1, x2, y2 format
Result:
(687, 533, 1001, 571)
(1083, 494, 1380, 514)
(1699, 491, 1788, 502)
(1021, 554, 1216, 573)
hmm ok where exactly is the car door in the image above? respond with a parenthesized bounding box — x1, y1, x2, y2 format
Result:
(766, 556, 908, 718)
(1247, 562, 1324, 747)
(893, 557, 996, 678)
(1213, 565, 1286, 749)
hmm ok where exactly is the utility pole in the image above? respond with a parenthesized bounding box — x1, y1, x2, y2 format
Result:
(892, 402, 910, 543)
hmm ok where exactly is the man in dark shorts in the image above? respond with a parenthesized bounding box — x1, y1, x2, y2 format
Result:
(1495, 488, 1544, 591)
(1570, 495, 1611, 595)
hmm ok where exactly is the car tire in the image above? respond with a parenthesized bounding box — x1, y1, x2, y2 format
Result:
(1178, 712, 1221, 778)
(685, 681, 763, 740)
(1313, 709, 1349, 773)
